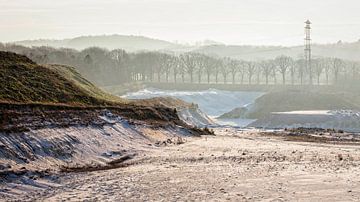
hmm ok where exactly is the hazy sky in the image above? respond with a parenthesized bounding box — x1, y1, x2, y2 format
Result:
(1, 0, 360, 46)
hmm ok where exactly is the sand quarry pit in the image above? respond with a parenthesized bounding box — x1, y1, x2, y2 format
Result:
(3, 128, 360, 201)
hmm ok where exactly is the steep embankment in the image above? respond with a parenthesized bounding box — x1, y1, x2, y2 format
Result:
(0, 52, 211, 185)
(0, 109, 197, 173)
(132, 97, 215, 127)
(0, 51, 123, 106)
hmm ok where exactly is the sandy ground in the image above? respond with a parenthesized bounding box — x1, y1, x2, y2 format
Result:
(6, 128, 360, 201)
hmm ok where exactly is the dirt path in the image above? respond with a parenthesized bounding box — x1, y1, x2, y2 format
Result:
(12, 128, 360, 201)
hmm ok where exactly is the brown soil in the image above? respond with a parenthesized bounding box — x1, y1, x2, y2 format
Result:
(0, 102, 213, 136)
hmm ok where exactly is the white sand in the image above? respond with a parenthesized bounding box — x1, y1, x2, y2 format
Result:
(273, 110, 331, 115)
(5, 128, 360, 201)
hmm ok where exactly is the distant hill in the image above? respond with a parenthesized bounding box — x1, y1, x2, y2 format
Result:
(193, 41, 360, 61)
(14, 35, 185, 52)
(11, 35, 360, 60)
(0, 51, 123, 105)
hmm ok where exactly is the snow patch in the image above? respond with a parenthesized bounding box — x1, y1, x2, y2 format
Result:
(251, 110, 360, 132)
(123, 88, 263, 127)
(123, 88, 264, 117)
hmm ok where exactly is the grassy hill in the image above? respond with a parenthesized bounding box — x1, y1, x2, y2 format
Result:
(0, 51, 124, 106)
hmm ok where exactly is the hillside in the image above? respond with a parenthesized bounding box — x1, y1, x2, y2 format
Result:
(14, 35, 184, 52)
(245, 91, 360, 119)
(0, 51, 123, 106)
(0, 51, 212, 128)
(217, 90, 360, 120)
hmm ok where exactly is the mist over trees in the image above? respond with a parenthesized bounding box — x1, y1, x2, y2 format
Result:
(1, 43, 359, 88)
(13, 35, 360, 62)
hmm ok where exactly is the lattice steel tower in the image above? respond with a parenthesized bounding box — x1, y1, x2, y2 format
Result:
(304, 20, 312, 84)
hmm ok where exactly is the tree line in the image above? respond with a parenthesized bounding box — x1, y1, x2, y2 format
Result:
(1, 43, 359, 87)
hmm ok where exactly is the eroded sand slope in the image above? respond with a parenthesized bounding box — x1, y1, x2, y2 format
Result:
(5, 128, 360, 201)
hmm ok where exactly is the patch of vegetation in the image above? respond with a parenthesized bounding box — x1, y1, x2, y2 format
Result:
(46, 64, 125, 103)
(0, 51, 124, 106)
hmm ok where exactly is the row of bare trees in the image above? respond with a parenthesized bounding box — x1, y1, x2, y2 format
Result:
(130, 52, 360, 86)
(1, 43, 359, 86)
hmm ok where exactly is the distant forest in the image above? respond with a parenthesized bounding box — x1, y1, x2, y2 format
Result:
(1, 43, 359, 88)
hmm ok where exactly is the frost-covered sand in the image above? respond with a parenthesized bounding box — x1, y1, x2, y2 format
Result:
(123, 88, 263, 127)
(251, 110, 360, 132)
(123, 88, 263, 117)
(6, 128, 360, 201)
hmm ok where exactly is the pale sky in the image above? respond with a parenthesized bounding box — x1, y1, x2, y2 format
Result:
(1, 0, 360, 46)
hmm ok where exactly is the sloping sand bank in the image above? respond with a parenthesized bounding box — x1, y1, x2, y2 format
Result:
(3, 128, 360, 201)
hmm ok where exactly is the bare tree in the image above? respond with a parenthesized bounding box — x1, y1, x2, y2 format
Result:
(275, 55, 292, 85)
(255, 63, 261, 84)
(332, 58, 343, 84)
(161, 54, 175, 83)
(133, 52, 158, 82)
(313, 58, 324, 85)
(180, 53, 197, 83)
(351, 61, 360, 82)
(176, 56, 186, 83)
(295, 59, 305, 85)
(195, 54, 208, 83)
(272, 62, 277, 84)
(204, 56, 215, 84)
(246, 62, 256, 84)
(109, 49, 129, 81)
(172, 56, 182, 83)
(181, 62, 186, 83)
(213, 59, 221, 84)
(155, 55, 164, 82)
(288, 60, 296, 85)
(321, 58, 331, 85)
(238, 60, 245, 84)
(260, 60, 272, 85)
(226, 58, 239, 84)
(220, 59, 230, 84)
